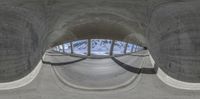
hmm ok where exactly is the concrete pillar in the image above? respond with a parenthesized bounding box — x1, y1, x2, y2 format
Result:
(62, 44, 65, 53)
(88, 39, 91, 56)
(70, 42, 73, 54)
(124, 42, 128, 54)
(110, 40, 115, 56)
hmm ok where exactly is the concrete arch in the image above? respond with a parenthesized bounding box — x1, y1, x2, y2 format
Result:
(47, 9, 146, 47)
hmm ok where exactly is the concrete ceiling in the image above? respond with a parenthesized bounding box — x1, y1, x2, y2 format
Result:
(0, 0, 200, 83)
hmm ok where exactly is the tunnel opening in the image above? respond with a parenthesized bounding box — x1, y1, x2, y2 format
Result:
(44, 38, 146, 91)
(45, 50, 147, 91)
(42, 18, 149, 91)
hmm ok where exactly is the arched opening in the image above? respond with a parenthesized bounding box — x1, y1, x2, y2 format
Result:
(52, 39, 144, 58)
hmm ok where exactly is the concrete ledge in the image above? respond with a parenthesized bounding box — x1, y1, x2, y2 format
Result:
(157, 68, 200, 90)
(148, 51, 200, 90)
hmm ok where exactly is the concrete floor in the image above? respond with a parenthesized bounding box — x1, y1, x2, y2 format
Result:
(0, 51, 200, 99)
(54, 58, 141, 90)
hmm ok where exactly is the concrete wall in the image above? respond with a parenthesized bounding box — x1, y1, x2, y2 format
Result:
(147, 1, 200, 82)
(0, 0, 47, 82)
(0, 0, 200, 83)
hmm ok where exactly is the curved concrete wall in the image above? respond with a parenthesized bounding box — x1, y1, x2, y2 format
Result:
(47, 0, 150, 47)
(147, 1, 200, 82)
(0, 0, 200, 84)
(0, 1, 46, 82)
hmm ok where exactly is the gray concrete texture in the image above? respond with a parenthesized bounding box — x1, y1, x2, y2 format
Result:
(44, 50, 144, 90)
(0, 0, 200, 83)
(1, 53, 200, 99)
(54, 57, 142, 90)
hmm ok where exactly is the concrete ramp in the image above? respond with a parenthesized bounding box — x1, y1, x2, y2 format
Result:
(53, 57, 144, 90)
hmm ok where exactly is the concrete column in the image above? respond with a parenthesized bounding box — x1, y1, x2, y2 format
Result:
(124, 42, 128, 54)
(62, 44, 65, 53)
(110, 40, 115, 56)
(88, 39, 91, 56)
(70, 42, 73, 54)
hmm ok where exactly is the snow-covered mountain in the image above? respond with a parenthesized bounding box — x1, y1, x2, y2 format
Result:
(73, 40, 88, 55)
(91, 39, 112, 55)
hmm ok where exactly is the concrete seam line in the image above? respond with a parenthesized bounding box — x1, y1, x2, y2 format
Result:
(148, 51, 200, 90)
(0, 55, 45, 90)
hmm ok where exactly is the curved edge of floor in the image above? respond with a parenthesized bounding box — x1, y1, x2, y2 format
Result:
(148, 51, 200, 90)
(52, 57, 145, 92)
(0, 54, 45, 90)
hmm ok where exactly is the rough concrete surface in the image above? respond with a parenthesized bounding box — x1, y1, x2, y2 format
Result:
(1, 0, 200, 83)
(0, 0, 200, 98)
(0, 52, 200, 99)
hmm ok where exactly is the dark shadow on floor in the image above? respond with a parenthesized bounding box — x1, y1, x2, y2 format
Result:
(111, 57, 156, 74)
